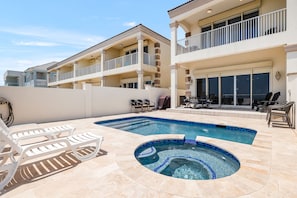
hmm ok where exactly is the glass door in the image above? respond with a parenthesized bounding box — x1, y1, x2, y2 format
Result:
(221, 76, 234, 105)
(208, 77, 218, 104)
(236, 74, 250, 106)
(252, 73, 269, 101)
(196, 78, 206, 98)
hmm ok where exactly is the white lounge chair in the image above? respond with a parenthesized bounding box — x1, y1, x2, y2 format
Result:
(0, 119, 75, 142)
(0, 124, 103, 191)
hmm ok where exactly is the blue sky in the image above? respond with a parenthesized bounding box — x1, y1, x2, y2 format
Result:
(0, 0, 186, 85)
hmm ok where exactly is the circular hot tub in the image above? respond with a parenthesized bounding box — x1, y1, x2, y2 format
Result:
(134, 139, 240, 180)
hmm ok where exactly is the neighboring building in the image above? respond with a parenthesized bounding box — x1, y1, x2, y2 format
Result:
(4, 62, 56, 88)
(24, 62, 57, 87)
(4, 70, 25, 86)
(168, 0, 297, 109)
(47, 24, 171, 90)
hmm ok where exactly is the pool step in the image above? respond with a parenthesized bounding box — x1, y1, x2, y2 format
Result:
(104, 119, 150, 129)
(120, 122, 151, 131)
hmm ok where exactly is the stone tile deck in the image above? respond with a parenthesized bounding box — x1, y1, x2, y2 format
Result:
(1, 110, 297, 197)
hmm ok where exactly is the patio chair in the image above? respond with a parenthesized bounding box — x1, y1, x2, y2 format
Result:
(256, 92, 280, 112)
(130, 99, 142, 112)
(0, 119, 75, 143)
(144, 99, 155, 111)
(252, 92, 272, 109)
(267, 101, 295, 128)
(0, 124, 103, 191)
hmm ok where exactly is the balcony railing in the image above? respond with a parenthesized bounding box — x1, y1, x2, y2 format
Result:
(59, 71, 73, 81)
(104, 53, 138, 71)
(104, 52, 155, 71)
(143, 52, 156, 66)
(76, 63, 101, 77)
(177, 8, 287, 55)
(25, 79, 47, 87)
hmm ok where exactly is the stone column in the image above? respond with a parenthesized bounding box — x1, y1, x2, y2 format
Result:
(100, 49, 105, 87)
(100, 49, 105, 72)
(285, 44, 297, 128)
(100, 76, 105, 87)
(137, 70, 144, 89)
(170, 64, 179, 109)
(137, 34, 144, 66)
(170, 21, 179, 63)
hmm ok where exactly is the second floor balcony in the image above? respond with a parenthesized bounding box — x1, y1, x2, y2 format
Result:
(48, 52, 156, 84)
(104, 52, 156, 71)
(177, 8, 287, 55)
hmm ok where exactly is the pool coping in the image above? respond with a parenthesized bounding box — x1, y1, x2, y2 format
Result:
(114, 131, 270, 197)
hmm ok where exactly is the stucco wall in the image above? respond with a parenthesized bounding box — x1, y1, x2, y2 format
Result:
(0, 86, 170, 125)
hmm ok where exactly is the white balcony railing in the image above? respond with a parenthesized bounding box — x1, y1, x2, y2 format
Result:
(104, 53, 138, 71)
(59, 71, 73, 81)
(143, 52, 156, 66)
(177, 8, 287, 55)
(104, 52, 156, 71)
(76, 63, 101, 77)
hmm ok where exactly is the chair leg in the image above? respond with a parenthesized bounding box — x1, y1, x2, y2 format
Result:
(0, 160, 19, 191)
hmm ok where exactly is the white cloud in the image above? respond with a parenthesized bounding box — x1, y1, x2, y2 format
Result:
(0, 26, 106, 48)
(14, 41, 60, 47)
(123, 22, 137, 27)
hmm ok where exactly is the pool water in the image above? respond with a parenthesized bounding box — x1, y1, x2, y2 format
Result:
(96, 116, 256, 144)
(135, 139, 240, 180)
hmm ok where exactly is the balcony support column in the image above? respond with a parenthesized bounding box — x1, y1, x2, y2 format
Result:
(73, 62, 78, 78)
(170, 64, 179, 109)
(137, 34, 144, 66)
(100, 76, 105, 87)
(285, 44, 297, 128)
(100, 49, 105, 72)
(56, 69, 60, 82)
(137, 70, 144, 89)
(170, 21, 179, 63)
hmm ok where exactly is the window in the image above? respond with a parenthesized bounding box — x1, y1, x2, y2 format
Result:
(236, 74, 250, 105)
(196, 78, 206, 98)
(208, 77, 219, 104)
(252, 73, 269, 102)
(221, 76, 234, 105)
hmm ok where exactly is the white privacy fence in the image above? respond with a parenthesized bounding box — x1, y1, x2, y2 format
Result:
(0, 85, 170, 125)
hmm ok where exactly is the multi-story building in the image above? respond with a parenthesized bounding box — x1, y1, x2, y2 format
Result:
(4, 62, 56, 87)
(168, 0, 297, 109)
(3, 70, 25, 86)
(47, 24, 171, 90)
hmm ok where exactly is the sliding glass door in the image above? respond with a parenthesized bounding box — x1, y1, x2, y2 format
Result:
(195, 72, 268, 107)
(221, 76, 234, 105)
(236, 74, 250, 105)
(208, 77, 218, 104)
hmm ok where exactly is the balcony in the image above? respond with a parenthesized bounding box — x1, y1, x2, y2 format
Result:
(59, 71, 74, 81)
(177, 9, 287, 55)
(25, 79, 47, 87)
(76, 63, 101, 77)
(104, 52, 155, 71)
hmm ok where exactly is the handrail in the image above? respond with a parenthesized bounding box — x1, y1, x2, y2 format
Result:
(177, 8, 287, 55)
(76, 64, 101, 77)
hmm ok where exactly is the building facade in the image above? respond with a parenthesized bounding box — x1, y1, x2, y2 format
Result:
(168, 0, 297, 110)
(4, 62, 56, 87)
(47, 24, 171, 90)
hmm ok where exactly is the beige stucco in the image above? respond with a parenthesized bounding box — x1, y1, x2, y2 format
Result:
(48, 25, 171, 91)
(0, 86, 170, 125)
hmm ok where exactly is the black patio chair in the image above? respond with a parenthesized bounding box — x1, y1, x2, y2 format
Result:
(256, 92, 280, 111)
(252, 92, 272, 110)
(130, 99, 142, 112)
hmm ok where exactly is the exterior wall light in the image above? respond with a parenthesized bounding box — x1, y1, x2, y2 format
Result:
(275, 71, 281, 80)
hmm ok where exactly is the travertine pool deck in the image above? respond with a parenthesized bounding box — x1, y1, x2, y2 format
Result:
(2, 110, 297, 197)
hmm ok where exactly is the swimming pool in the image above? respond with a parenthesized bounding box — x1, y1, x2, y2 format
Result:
(96, 116, 256, 144)
(135, 139, 240, 180)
